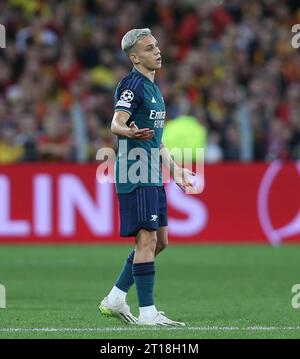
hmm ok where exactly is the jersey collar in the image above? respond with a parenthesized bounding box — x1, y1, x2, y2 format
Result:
(132, 67, 155, 84)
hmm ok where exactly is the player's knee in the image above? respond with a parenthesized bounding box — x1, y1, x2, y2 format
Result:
(145, 231, 157, 250)
(137, 230, 157, 251)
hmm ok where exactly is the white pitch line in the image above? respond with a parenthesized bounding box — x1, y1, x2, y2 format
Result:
(0, 326, 300, 332)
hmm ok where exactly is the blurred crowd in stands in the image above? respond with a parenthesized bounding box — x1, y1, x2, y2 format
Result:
(0, 0, 300, 163)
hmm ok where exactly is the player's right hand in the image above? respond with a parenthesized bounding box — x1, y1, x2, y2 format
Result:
(128, 121, 154, 140)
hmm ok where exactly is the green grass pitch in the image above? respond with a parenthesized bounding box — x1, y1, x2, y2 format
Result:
(0, 244, 299, 339)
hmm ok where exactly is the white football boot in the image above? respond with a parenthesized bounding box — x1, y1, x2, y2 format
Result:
(138, 311, 186, 327)
(99, 296, 138, 324)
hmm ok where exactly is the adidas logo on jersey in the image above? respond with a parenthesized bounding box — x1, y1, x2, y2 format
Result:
(151, 96, 156, 103)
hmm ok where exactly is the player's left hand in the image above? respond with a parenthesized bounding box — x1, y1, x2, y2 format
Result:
(173, 167, 197, 194)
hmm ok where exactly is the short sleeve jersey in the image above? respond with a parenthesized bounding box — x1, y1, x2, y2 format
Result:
(114, 67, 166, 193)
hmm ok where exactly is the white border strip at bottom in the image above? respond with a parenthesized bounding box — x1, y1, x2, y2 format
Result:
(0, 326, 300, 332)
